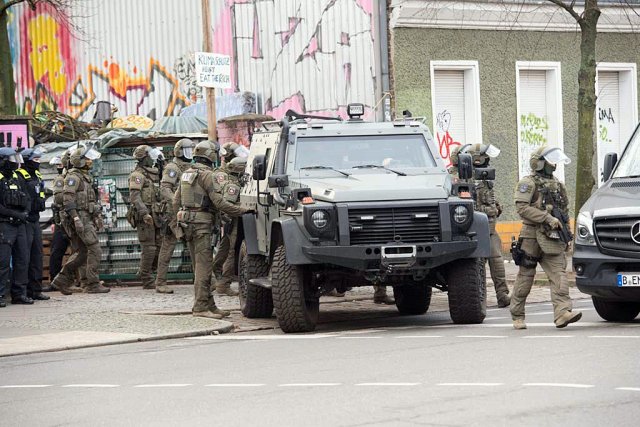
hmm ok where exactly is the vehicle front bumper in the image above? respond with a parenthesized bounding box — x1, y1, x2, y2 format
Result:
(302, 240, 478, 272)
(573, 244, 640, 301)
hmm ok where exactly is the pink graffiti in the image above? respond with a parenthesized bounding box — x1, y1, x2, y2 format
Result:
(436, 131, 461, 168)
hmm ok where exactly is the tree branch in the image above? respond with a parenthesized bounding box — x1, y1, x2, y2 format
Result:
(0, 0, 28, 17)
(546, 0, 583, 23)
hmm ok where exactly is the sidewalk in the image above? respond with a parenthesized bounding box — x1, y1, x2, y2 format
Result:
(0, 259, 585, 357)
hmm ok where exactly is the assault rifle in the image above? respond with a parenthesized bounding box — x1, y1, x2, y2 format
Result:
(540, 187, 573, 244)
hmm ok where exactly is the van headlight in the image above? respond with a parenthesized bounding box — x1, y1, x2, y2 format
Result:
(450, 202, 473, 232)
(575, 211, 596, 246)
(304, 207, 336, 238)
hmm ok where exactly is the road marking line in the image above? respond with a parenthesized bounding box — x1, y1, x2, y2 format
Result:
(589, 336, 640, 339)
(61, 384, 120, 388)
(395, 335, 443, 339)
(437, 383, 503, 387)
(0, 385, 52, 388)
(186, 334, 336, 340)
(429, 322, 604, 328)
(456, 335, 508, 338)
(356, 383, 420, 386)
(522, 383, 594, 388)
(205, 384, 265, 387)
(279, 383, 341, 387)
(484, 316, 510, 320)
(522, 336, 575, 339)
(134, 384, 192, 388)
(340, 329, 386, 335)
(616, 387, 640, 392)
(336, 336, 382, 340)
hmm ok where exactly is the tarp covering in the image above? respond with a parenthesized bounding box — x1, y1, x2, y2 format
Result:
(150, 116, 207, 134)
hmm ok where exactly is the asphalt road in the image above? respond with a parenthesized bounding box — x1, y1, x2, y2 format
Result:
(1, 298, 639, 427)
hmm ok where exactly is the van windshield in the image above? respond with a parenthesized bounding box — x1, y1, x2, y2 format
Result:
(613, 125, 640, 179)
(293, 134, 436, 171)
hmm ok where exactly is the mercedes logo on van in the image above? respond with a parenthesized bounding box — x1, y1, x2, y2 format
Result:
(631, 221, 640, 245)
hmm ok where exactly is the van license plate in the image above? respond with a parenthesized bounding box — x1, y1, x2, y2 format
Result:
(617, 273, 640, 287)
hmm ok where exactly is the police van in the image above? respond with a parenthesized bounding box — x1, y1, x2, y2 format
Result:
(573, 122, 640, 321)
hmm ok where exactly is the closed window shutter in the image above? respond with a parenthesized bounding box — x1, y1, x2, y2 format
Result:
(433, 70, 466, 145)
(519, 70, 547, 132)
(596, 71, 621, 185)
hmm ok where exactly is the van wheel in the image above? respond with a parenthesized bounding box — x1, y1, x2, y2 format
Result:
(393, 285, 432, 315)
(238, 241, 273, 318)
(271, 244, 319, 333)
(445, 258, 486, 324)
(592, 297, 640, 322)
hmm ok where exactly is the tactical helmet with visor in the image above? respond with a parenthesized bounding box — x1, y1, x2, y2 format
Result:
(174, 138, 194, 160)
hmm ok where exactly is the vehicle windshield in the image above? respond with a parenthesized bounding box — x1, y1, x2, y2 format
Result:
(293, 134, 436, 172)
(612, 124, 640, 178)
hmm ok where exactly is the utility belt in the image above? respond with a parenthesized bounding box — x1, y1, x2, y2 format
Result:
(177, 209, 215, 225)
(510, 237, 540, 268)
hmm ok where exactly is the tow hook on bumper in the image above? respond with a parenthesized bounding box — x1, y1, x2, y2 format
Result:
(381, 245, 417, 270)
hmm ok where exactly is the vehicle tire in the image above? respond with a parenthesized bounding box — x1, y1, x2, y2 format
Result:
(445, 258, 486, 324)
(271, 244, 319, 333)
(238, 241, 273, 318)
(592, 297, 640, 322)
(393, 285, 432, 315)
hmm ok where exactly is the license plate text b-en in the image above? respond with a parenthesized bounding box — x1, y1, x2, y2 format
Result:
(617, 273, 640, 287)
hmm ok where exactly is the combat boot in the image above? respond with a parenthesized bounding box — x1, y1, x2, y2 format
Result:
(513, 319, 527, 330)
(52, 279, 73, 296)
(210, 306, 231, 318)
(555, 310, 582, 328)
(373, 286, 395, 305)
(215, 285, 239, 297)
(497, 294, 511, 308)
(86, 282, 110, 294)
(156, 285, 174, 294)
(328, 289, 345, 297)
(193, 310, 224, 319)
(0, 298, 6, 308)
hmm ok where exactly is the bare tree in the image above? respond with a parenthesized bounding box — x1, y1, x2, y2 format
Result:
(0, 0, 75, 116)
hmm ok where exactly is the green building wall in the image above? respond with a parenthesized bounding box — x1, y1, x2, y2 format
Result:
(392, 28, 640, 221)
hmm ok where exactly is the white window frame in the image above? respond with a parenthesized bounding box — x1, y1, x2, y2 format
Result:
(596, 63, 638, 138)
(515, 61, 565, 181)
(430, 60, 483, 147)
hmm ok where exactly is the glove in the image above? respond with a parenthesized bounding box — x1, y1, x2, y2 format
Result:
(74, 216, 84, 234)
(546, 216, 562, 230)
(94, 216, 104, 231)
(244, 209, 256, 215)
(143, 214, 154, 225)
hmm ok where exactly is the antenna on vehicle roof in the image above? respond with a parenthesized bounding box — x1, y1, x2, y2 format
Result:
(285, 110, 341, 122)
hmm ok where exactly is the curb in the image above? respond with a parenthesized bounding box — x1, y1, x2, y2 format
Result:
(0, 321, 234, 358)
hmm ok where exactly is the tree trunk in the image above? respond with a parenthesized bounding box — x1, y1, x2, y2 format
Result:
(0, 11, 18, 116)
(574, 1, 600, 219)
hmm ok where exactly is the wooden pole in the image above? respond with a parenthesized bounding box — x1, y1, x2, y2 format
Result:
(201, 0, 217, 140)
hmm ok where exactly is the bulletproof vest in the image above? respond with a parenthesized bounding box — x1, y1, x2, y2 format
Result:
(69, 169, 97, 212)
(17, 168, 46, 214)
(0, 171, 29, 215)
(475, 180, 498, 216)
(132, 167, 161, 207)
(531, 174, 567, 213)
(180, 164, 211, 210)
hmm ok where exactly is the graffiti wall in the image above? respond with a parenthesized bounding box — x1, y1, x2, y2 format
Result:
(7, 0, 379, 122)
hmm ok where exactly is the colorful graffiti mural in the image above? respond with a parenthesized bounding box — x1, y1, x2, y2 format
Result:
(8, 0, 379, 121)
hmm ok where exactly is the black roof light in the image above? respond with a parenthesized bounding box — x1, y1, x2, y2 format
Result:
(347, 103, 365, 120)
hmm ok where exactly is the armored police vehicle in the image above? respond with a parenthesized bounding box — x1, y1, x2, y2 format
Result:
(573, 122, 640, 322)
(238, 104, 490, 332)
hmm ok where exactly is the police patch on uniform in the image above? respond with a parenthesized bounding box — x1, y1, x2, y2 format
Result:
(169, 170, 177, 178)
(134, 176, 142, 184)
(228, 187, 237, 195)
(66, 178, 76, 186)
(55, 181, 63, 187)
(518, 183, 530, 193)
(216, 173, 226, 184)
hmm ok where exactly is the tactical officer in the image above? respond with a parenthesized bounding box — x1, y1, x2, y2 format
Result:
(511, 146, 581, 329)
(173, 140, 249, 319)
(16, 147, 50, 301)
(51, 144, 110, 294)
(128, 145, 163, 290)
(154, 138, 194, 294)
(48, 153, 70, 286)
(211, 156, 247, 296)
(0, 148, 31, 306)
(464, 144, 510, 308)
(220, 142, 249, 165)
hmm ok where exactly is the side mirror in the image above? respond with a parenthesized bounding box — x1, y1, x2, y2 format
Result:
(252, 155, 267, 181)
(457, 153, 473, 180)
(268, 174, 289, 188)
(602, 152, 618, 182)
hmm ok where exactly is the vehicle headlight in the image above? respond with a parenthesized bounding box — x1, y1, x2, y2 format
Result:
(453, 205, 470, 224)
(575, 211, 596, 246)
(311, 210, 329, 229)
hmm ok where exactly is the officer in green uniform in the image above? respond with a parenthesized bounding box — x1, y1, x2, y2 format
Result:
(173, 140, 249, 319)
(464, 143, 511, 308)
(154, 138, 194, 294)
(16, 147, 51, 301)
(211, 156, 247, 296)
(51, 144, 109, 294)
(128, 145, 163, 290)
(511, 145, 581, 329)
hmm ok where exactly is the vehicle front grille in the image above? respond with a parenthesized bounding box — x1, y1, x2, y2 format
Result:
(348, 206, 440, 245)
(594, 217, 640, 253)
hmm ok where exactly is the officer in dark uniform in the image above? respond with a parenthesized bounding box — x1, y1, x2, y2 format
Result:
(17, 147, 51, 301)
(0, 147, 31, 306)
